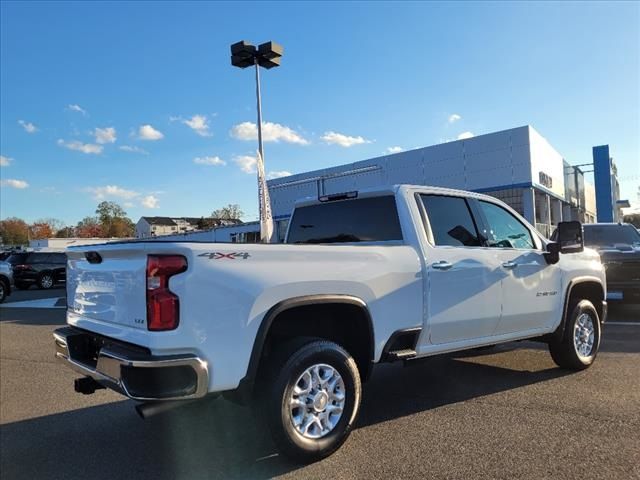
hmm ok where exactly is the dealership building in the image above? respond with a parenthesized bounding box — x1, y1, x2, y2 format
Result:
(263, 125, 597, 240)
(154, 125, 614, 244)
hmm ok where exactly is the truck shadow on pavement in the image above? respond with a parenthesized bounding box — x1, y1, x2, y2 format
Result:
(1, 350, 573, 480)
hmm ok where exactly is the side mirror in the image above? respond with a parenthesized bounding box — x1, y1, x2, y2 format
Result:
(556, 221, 584, 254)
(544, 241, 560, 264)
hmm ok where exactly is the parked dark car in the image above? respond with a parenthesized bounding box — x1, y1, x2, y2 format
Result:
(6, 251, 67, 290)
(0, 261, 13, 303)
(582, 223, 640, 304)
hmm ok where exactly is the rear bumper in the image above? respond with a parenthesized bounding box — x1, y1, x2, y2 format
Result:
(53, 326, 209, 401)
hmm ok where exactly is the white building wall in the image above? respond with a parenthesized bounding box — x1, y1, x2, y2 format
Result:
(268, 125, 537, 219)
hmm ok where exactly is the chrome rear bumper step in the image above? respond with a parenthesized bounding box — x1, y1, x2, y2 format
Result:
(53, 326, 209, 401)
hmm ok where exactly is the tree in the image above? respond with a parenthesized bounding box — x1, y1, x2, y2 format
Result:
(95, 201, 133, 237)
(36, 218, 65, 233)
(55, 226, 76, 238)
(76, 217, 104, 238)
(623, 213, 640, 229)
(0, 217, 29, 245)
(211, 204, 244, 220)
(109, 217, 135, 237)
(29, 222, 54, 240)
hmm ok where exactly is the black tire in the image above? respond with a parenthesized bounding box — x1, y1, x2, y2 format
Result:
(37, 273, 54, 290)
(260, 339, 362, 463)
(0, 279, 7, 303)
(548, 299, 601, 370)
(14, 282, 30, 290)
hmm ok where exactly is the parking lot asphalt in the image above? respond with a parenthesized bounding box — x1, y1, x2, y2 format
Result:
(1, 288, 639, 480)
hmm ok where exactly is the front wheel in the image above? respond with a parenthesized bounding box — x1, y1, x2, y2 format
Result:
(548, 299, 601, 370)
(260, 339, 362, 462)
(38, 273, 54, 290)
(0, 279, 7, 303)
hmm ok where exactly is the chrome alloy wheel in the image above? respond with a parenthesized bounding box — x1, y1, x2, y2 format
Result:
(41, 275, 53, 289)
(289, 363, 346, 439)
(574, 313, 595, 358)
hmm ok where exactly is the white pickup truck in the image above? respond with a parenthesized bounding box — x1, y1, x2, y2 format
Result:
(54, 185, 607, 461)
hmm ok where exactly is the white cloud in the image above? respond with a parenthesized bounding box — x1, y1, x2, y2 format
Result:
(234, 155, 257, 174)
(57, 139, 103, 154)
(1, 179, 29, 189)
(119, 145, 148, 155)
(194, 156, 226, 166)
(123, 202, 135, 208)
(386, 146, 403, 154)
(18, 120, 38, 133)
(230, 121, 309, 145)
(457, 131, 475, 140)
(85, 185, 139, 200)
(321, 131, 371, 147)
(448, 113, 462, 124)
(67, 104, 87, 115)
(267, 170, 292, 180)
(0, 155, 12, 167)
(141, 195, 160, 209)
(138, 124, 164, 141)
(181, 114, 212, 137)
(94, 127, 117, 144)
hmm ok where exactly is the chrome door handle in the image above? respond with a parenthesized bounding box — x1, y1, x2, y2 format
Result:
(502, 261, 518, 269)
(432, 260, 453, 270)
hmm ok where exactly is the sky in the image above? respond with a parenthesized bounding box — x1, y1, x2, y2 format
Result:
(1, 1, 639, 225)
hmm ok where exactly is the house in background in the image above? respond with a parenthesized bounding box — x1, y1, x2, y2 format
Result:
(135, 216, 242, 238)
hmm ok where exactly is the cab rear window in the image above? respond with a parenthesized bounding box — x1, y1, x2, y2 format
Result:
(287, 196, 403, 244)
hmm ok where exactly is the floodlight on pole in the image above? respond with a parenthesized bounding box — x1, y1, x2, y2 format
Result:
(230, 40, 283, 243)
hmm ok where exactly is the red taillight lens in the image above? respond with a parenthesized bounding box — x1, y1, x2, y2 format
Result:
(146, 255, 187, 331)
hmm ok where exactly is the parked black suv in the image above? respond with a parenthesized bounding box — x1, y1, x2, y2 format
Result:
(583, 223, 640, 304)
(6, 251, 67, 290)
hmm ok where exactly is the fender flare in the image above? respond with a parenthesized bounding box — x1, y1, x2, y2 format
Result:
(551, 276, 605, 342)
(235, 294, 374, 400)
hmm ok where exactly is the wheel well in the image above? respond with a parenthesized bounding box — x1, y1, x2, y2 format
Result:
(258, 302, 374, 383)
(566, 281, 605, 321)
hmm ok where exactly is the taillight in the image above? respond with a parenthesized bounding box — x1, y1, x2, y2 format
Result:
(146, 255, 187, 331)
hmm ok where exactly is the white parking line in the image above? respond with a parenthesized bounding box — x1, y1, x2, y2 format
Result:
(0, 298, 65, 309)
(606, 322, 640, 326)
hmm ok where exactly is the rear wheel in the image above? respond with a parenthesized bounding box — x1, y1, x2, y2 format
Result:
(259, 339, 362, 462)
(548, 299, 600, 370)
(0, 279, 7, 303)
(38, 273, 54, 290)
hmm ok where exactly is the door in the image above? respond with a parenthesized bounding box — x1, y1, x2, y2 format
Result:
(417, 194, 503, 346)
(474, 199, 562, 334)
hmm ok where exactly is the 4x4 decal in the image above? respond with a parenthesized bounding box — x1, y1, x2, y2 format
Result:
(198, 252, 251, 260)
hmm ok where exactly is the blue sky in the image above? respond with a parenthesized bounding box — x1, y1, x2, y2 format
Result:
(1, 1, 638, 224)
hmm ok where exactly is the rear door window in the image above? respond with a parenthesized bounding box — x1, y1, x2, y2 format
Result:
(287, 196, 403, 244)
(419, 195, 482, 247)
(49, 253, 67, 264)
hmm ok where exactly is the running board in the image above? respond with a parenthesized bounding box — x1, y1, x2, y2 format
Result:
(381, 327, 421, 362)
(386, 349, 417, 361)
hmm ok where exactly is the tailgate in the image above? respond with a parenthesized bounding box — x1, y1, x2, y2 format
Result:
(66, 247, 148, 329)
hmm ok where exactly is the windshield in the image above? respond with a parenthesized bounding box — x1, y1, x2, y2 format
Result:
(583, 225, 640, 247)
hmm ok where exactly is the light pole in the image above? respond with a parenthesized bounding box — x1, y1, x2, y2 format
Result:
(230, 40, 283, 174)
(230, 40, 283, 243)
